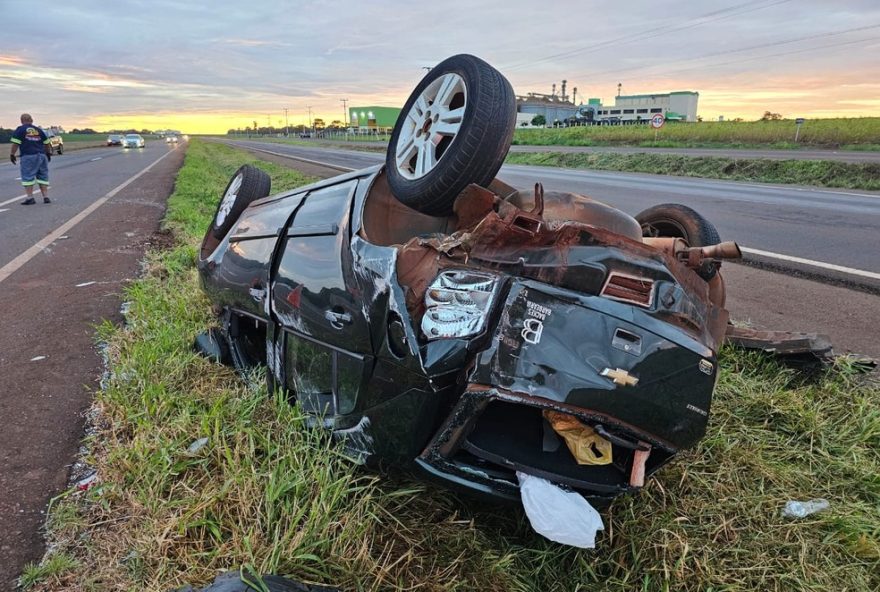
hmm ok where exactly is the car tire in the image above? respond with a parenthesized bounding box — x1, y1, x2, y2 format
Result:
(56, 144, 63, 155)
(635, 203, 721, 279)
(385, 54, 516, 216)
(211, 165, 271, 239)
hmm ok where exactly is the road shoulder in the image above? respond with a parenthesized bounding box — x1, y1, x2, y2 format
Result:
(0, 147, 185, 587)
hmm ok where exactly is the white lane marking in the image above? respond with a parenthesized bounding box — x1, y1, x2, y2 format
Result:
(741, 247, 880, 281)
(0, 208, 8, 213)
(0, 149, 176, 285)
(729, 182, 880, 199)
(75, 281, 96, 287)
(90, 157, 103, 162)
(0, 194, 28, 206)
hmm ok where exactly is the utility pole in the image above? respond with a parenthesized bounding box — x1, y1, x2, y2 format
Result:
(307, 106, 313, 135)
(340, 98, 349, 127)
(283, 107, 289, 137)
(617, 82, 622, 97)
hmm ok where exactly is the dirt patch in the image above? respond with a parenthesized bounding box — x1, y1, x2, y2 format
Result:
(0, 147, 186, 587)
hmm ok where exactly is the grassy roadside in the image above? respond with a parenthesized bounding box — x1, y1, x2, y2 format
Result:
(505, 151, 880, 191)
(513, 118, 880, 149)
(28, 139, 879, 591)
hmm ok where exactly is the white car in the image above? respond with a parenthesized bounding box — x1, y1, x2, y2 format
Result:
(165, 135, 179, 144)
(123, 134, 145, 149)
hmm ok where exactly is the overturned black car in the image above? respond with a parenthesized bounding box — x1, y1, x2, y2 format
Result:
(196, 55, 742, 507)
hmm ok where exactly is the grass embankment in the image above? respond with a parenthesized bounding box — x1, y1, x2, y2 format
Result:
(506, 151, 880, 191)
(513, 118, 880, 150)
(27, 139, 879, 591)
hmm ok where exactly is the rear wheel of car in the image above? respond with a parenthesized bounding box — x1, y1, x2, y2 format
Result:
(636, 203, 721, 279)
(211, 165, 271, 239)
(56, 144, 63, 155)
(385, 54, 517, 216)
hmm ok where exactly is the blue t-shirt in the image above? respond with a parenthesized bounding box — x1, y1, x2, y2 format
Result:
(11, 124, 49, 155)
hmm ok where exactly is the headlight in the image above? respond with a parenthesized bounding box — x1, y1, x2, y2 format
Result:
(421, 270, 500, 340)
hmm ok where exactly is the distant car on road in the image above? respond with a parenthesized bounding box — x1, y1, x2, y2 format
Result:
(165, 135, 179, 144)
(299, 132, 312, 138)
(107, 134, 124, 146)
(123, 134, 145, 149)
(42, 129, 63, 154)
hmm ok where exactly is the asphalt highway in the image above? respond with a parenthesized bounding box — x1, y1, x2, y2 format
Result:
(308, 139, 880, 163)
(223, 140, 880, 288)
(0, 141, 181, 269)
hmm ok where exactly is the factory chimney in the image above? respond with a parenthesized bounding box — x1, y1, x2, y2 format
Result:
(551, 83, 556, 99)
(561, 80, 567, 102)
(572, 87, 578, 105)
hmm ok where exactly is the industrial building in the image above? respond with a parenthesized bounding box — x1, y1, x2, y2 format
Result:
(516, 80, 700, 126)
(596, 91, 699, 122)
(515, 80, 586, 126)
(349, 106, 401, 131)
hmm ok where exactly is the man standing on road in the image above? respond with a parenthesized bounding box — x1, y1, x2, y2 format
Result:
(9, 113, 52, 205)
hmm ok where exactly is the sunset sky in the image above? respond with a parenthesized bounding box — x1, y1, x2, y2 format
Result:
(2, 0, 878, 133)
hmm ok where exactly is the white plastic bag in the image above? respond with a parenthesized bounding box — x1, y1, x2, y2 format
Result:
(517, 471, 604, 548)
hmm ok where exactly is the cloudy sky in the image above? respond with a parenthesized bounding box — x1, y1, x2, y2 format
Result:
(1, 0, 878, 133)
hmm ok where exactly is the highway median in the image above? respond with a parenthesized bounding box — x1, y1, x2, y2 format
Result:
(505, 151, 880, 191)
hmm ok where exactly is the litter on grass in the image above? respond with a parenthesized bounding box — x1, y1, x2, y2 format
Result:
(782, 499, 830, 518)
(186, 437, 209, 455)
(517, 471, 604, 548)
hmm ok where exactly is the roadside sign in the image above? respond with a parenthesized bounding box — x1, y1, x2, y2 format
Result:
(795, 117, 805, 125)
(794, 117, 805, 142)
(650, 114, 665, 129)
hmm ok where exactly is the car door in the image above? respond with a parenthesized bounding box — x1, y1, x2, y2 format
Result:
(271, 178, 373, 419)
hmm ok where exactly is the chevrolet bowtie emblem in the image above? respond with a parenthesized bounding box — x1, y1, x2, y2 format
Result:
(601, 367, 639, 387)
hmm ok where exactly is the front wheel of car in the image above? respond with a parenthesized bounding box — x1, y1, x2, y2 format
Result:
(211, 165, 271, 239)
(385, 54, 517, 216)
(56, 145, 63, 155)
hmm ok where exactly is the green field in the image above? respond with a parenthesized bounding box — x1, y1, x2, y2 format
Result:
(59, 133, 109, 143)
(514, 118, 880, 149)
(25, 140, 879, 592)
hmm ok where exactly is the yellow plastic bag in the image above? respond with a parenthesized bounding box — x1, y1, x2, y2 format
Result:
(544, 410, 613, 466)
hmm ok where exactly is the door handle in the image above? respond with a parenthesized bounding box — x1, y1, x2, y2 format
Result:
(325, 309, 352, 330)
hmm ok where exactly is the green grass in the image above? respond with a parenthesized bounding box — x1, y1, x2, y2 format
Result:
(19, 553, 79, 590)
(35, 139, 880, 591)
(60, 134, 108, 143)
(506, 151, 880, 191)
(514, 118, 880, 149)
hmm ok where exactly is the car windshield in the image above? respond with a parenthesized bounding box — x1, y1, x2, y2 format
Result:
(125, 134, 139, 139)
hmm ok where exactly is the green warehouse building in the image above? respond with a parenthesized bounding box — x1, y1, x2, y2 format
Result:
(350, 106, 401, 131)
